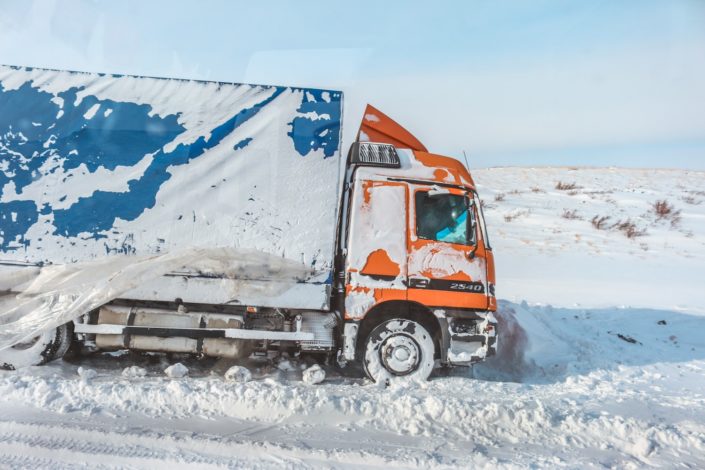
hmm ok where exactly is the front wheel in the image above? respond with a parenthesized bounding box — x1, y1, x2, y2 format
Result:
(363, 319, 435, 384)
(0, 323, 74, 370)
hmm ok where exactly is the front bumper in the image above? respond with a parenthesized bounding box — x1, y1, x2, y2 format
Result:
(439, 312, 497, 365)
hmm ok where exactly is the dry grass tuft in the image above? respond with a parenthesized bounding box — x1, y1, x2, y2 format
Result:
(480, 199, 496, 210)
(555, 181, 580, 191)
(612, 219, 647, 238)
(561, 209, 582, 220)
(504, 209, 530, 222)
(591, 215, 611, 230)
(681, 195, 701, 205)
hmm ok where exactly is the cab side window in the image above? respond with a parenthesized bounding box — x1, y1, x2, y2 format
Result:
(415, 191, 475, 245)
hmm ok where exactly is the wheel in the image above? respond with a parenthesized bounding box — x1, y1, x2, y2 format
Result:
(0, 323, 74, 370)
(363, 319, 435, 383)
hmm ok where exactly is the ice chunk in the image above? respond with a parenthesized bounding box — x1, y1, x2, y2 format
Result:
(164, 363, 188, 378)
(122, 366, 147, 378)
(224, 365, 252, 383)
(77, 367, 97, 382)
(276, 359, 296, 372)
(302, 364, 325, 385)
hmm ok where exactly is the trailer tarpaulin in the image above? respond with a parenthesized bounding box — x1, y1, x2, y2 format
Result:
(0, 66, 344, 320)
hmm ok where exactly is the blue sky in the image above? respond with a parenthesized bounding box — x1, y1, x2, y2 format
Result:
(1, 0, 704, 169)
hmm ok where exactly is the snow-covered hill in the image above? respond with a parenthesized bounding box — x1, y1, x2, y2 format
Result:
(0, 167, 703, 468)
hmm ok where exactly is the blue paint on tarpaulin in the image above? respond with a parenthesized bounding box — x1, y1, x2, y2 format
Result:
(288, 89, 342, 158)
(234, 137, 252, 150)
(0, 200, 38, 250)
(52, 87, 285, 236)
(0, 67, 342, 257)
(0, 80, 185, 249)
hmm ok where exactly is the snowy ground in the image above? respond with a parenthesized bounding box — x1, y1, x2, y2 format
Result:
(1, 167, 704, 468)
(474, 167, 705, 313)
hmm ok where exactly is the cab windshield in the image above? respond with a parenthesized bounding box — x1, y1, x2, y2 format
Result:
(415, 191, 475, 246)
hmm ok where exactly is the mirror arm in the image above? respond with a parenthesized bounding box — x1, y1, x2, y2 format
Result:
(466, 247, 477, 260)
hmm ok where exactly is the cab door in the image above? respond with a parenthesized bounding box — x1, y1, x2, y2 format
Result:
(344, 178, 408, 319)
(407, 184, 489, 310)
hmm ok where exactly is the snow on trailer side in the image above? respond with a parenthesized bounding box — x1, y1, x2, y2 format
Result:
(0, 65, 343, 310)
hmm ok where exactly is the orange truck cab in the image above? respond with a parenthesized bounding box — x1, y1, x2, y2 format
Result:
(335, 106, 497, 381)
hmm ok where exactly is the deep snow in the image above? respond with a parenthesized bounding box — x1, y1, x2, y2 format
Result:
(0, 167, 704, 468)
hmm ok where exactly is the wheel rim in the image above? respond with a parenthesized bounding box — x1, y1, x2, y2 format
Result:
(11, 336, 41, 351)
(380, 334, 421, 375)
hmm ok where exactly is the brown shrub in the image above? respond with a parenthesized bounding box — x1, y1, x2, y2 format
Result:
(494, 193, 506, 202)
(561, 209, 581, 220)
(612, 219, 646, 238)
(555, 181, 580, 191)
(652, 200, 674, 218)
(504, 210, 530, 222)
(652, 200, 682, 226)
(591, 215, 611, 230)
(531, 186, 545, 193)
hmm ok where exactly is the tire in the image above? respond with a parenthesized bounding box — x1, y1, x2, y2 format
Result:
(0, 323, 74, 370)
(363, 319, 435, 384)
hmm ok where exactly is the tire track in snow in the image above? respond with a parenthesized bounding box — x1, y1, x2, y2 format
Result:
(0, 422, 233, 469)
(0, 418, 466, 470)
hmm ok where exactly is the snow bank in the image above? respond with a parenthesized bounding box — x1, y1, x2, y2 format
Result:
(476, 300, 705, 383)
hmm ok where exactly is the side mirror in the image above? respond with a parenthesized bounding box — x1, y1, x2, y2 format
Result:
(466, 196, 478, 248)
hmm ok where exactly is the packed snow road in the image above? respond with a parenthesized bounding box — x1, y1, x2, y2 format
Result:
(0, 301, 703, 469)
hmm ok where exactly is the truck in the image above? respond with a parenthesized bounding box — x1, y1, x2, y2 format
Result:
(0, 65, 496, 382)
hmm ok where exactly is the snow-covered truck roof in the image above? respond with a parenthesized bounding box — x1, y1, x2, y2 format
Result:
(0, 65, 343, 310)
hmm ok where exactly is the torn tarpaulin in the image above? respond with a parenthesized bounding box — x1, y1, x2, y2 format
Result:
(0, 248, 313, 352)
